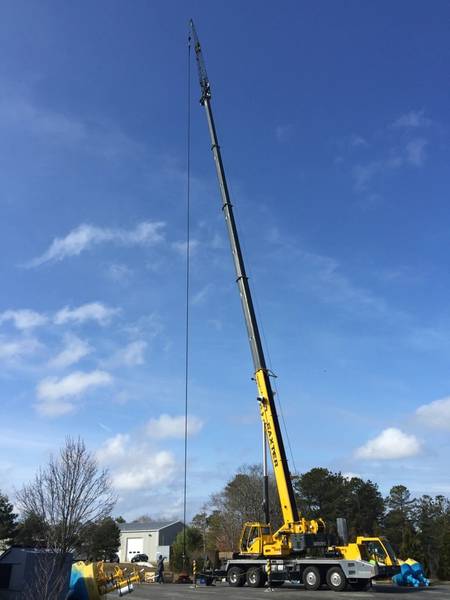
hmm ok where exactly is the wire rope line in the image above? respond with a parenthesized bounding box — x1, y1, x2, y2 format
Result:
(182, 28, 192, 569)
(253, 292, 298, 476)
(218, 157, 298, 477)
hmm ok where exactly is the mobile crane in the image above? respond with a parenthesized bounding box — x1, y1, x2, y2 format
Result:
(189, 21, 378, 591)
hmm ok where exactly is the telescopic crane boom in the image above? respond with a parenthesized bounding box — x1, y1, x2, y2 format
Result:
(190, 20, 325, 557)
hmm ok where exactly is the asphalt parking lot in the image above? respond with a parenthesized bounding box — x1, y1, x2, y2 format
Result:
(108, 582, 449, 599)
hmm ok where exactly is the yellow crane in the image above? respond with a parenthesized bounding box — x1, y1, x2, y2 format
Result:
(190, 19, 325, 560)
(189, 21, 406, 591)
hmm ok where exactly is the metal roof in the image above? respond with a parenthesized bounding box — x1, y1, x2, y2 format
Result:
(119, 520, 183, 532)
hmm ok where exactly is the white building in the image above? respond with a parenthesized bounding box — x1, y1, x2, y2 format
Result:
(118, 520, 184, 563)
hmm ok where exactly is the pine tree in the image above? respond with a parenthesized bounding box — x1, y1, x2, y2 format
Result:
(0, 492, 17, 549)
(384, 485, 416, 558)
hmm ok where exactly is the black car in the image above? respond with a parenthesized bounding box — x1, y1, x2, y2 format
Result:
(131, 553, 148, 563)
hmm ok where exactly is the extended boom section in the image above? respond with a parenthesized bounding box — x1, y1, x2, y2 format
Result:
(190, 20, 325, 554)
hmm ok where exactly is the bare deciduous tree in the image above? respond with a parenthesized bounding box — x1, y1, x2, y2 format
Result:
(21, 553, 71, 600)
(207, 464, 282, 551)
(17, 437, 116, 554)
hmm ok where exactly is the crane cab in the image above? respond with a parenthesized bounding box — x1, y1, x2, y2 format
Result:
(239, 523, 272, 556)
(239, 522, 296, 557)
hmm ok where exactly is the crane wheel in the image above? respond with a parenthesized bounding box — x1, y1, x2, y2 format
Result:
(326, 567, 347, 592)
(246, 567, 266, 588)
(227, 566, 245, 587)
(303, 566, 321, 591)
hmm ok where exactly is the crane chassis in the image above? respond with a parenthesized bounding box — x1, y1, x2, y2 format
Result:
(225, 557, 376, 591)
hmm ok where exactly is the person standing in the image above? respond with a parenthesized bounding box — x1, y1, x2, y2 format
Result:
(156, 554, 164, 584)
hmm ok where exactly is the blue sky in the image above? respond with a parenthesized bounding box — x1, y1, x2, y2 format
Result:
(1, 0, 449, 521)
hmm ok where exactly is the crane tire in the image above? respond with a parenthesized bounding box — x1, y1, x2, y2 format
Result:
(227, 566, 245, 587)
(246, 567, 265, 588)
(303, 566, 321, 591)
(326, 566, 347, 592)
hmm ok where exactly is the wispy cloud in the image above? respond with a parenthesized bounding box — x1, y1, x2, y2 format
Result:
(192, 284, 212, 306)
(299, 249, 389, 315)
(0, 309, 47, 330)
(0, 93, 144, 159)
(54, 302, 119, 326)
(48, 334, 92, 369)
(275, 124, 294, 143)
(171, 239, 200, 256)
(405, 138, 427, 167)
(0, 336, 41, 361)
(0, 303, 119, 329)
(105, 263, 133, 283)
(349, 134, 369, 148)
(36, 369, 113, 417)
(347, 110, 432, 194)
(146, 414, 203, 439)
(27, 221, 165, 267)
(116, 340, 147, 367)
(352, 161, 383, 192)
(392, 110, 431, 129)
(355, 427, 421, 460)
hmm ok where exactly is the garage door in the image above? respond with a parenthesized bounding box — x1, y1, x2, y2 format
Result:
(126, 538, 143, 562)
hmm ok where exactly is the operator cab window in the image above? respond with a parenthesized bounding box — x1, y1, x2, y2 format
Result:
(363, 541, 387, 562)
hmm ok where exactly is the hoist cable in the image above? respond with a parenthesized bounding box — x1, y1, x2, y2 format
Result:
(182, 28, 192, 569)
(253, 293, 298, 476)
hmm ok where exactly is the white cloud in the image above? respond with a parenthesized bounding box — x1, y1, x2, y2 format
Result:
(171, 239, 200, 256)
(405, 138, 427, 167)
(48, 334, 92, 369)
(352, 137, 426, 192)
(27, 221, 165, 267)
(342, 472, 361, 481)
(416, 396, 450, 431)
(36, 399, 77, 418)
(192, 285, 212, 306)
(352, 161, 381, 192)
(350, 135, 368, 148)
(355, 427, 421, 460)
(106, 263, 132, 283)
(97, 433, 177, 491)
(146, 414, 203, 439)
(37, 370, 112, 401)
(0, 309, 47, 330)
(112, 450, 176, 491)
(119, 340, 147, 366)
(393, 110, 431, 128)
(54, 302, 119, 326)
(0, 336, 41, 361)
(96, 433, 130, 462)
(36, 370, 113, 417)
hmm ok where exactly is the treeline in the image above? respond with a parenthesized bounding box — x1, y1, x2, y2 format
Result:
(187, 465, 450, 580)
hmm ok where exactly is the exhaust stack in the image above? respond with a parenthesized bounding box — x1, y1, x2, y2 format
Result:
(336, 518, 348, 546)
